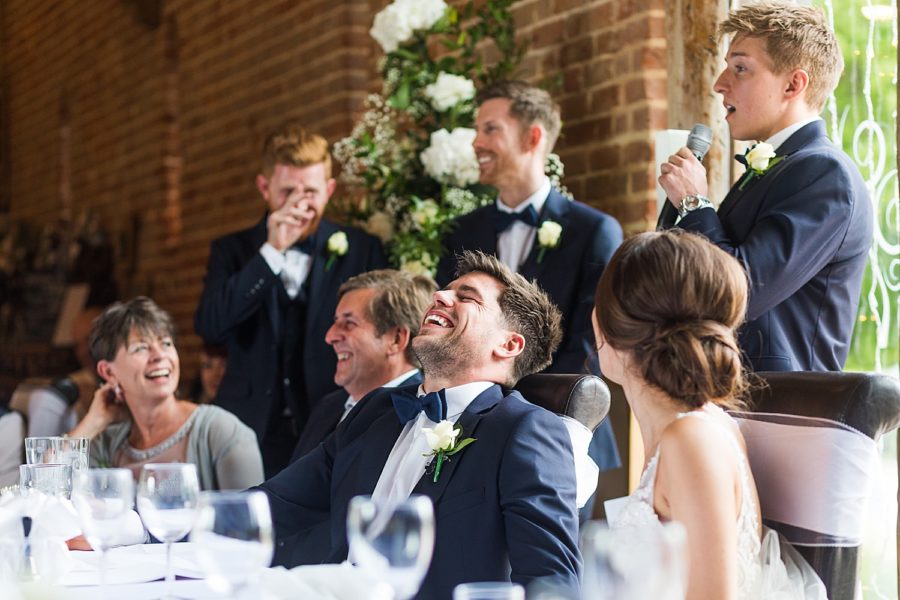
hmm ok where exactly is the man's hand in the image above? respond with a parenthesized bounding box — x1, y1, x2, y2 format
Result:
(658, 147, 709, 208)
(267, 191, 318, 252)
(68, 380, 128, 439)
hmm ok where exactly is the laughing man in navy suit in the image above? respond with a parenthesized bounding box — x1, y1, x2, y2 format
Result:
(658, 2, 873, 372)
(290, 269, 435, 461)
(437, 81, 624, 508)
(261, 251, 581, 599)
(195, 124, 387, 478)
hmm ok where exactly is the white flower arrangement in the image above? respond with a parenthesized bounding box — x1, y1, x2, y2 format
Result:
(365, 211, 395, 244)
(370, 0, 448, 53)
(419, 128, 480, 187)
(424, 72, 476, 112)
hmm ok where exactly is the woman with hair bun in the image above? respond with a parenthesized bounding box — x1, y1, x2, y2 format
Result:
(593, 230, 824, 599)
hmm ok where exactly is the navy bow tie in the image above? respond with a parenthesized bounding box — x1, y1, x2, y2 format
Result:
(391, 389, 447, 425)
(491, 204, 540, 233)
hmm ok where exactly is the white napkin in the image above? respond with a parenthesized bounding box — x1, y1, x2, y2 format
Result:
(0, 492, 81, 541)
(262, 562, 394, 600)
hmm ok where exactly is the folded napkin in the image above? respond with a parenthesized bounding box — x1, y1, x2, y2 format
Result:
(262, 562, 394, 600)
(0, 491, 81, 542)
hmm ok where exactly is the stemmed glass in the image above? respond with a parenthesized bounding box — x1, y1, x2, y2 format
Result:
(136, 463, 200, 596)
(580, 520, 688, 600)
(71, 468, 134, 596)
(347, 494, 435, 600)
(191, 491, 274, 598)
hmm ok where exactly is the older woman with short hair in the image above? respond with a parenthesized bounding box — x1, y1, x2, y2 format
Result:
(69, 297, 263, 490)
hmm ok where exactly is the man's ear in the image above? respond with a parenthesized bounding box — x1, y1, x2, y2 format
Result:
(495, 332, 526, 359)
(96, 360, 115, 384)
(783, 68, 810, 101)
(325, 177, 337, 200)
(387, 326, 411, 357)
(523, 124, 544, 154)
(255, 174, 270, 200)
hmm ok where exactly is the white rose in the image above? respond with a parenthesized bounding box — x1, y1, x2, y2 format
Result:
(745, 142, 776, 171)
(537, 220, 562, 248)
(420, 128, 479, 187)
(424, 72, 476, 112)
(401, 255, 433, 277)
(423, 420, 459, 451)
(402, 0, 448, 31)
(412, 200, 440, 227)
(365, 211, 394, 243)
(370, 3, 413, 53)
(327, 231, 349, 256)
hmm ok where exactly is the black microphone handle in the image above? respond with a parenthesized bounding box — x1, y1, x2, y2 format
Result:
(656, 201, 679, 231)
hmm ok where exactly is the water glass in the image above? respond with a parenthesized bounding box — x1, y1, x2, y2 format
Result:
(581, 520, 687, 600)
(347, 494, 435, 600)
(136, 463, 200, 593)
(454, 582, 525, 600)
(71, 469, 134, 594)
(191, 491, 274, 598)
(25, 436, 90, 472)
(19, 463, 73, 498)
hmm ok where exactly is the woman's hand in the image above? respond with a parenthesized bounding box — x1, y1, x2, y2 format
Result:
(68, 380, 128, 439)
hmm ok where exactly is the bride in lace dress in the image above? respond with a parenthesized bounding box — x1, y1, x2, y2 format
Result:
(592, 231, 825, 600)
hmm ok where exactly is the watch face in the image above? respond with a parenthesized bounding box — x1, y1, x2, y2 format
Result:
(684, 196, 699, 210)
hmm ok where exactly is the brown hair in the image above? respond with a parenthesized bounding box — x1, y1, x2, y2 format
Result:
(338, 269, 437, 366)
(476, 80, 562, 154)
(593, 231, 748, 409)
(719, 1, 842, 111)
(260, 122, 332, 178)
(455, 251, 562, 384)
(89, 297, 176, 363)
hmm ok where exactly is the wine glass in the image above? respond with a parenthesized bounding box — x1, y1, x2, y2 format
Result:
(71, 468, 134, 596)
(346, 494, 435, 600)
(580, 520, 687, 600)
(136, 463, 200, 596)
(191, 491, 274, 598)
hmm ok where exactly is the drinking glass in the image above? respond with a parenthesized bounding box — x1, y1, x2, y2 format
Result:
(191, 491, 274, 598)
(136, 463, 200, 595)
(19, 463, 73, 498)
(71, 468, 134, 596)
(454, 582, 525, 600)
(24, 436, 60, 465)
(346, 494, 435, 600)
(581, 520, 687, 600)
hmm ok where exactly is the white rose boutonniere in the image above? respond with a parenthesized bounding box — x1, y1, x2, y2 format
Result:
(422, 420, 476, 483)
(737, 142, 784, 190)
(424, 72, 476, 112)
(536, 220, 562, 263)
(326, 231, 349, 271)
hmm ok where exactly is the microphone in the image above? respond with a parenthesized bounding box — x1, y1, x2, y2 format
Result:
(657, 123, 713, 230)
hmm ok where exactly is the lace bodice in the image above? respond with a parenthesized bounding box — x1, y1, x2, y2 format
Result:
(610, 410, 761, 598)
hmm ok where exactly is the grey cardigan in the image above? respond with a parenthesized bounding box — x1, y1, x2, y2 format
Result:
(91, 404, 264, 490)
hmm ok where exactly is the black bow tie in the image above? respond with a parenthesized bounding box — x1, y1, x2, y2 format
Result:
(391, 389, 447, 425)
(735, 152, 748, 167)
(491, 204, 540, 233)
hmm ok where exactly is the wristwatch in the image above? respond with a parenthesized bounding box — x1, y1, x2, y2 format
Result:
(678, 194, 713, 217)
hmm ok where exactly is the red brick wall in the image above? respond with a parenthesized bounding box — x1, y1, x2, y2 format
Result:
(0, 0, 666, 378)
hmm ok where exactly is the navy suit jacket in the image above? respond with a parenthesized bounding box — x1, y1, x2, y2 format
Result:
(290, 371, 424, 462)
(194, 217, 388, 440)
(437, 189, 623, 374)
(677, 121, 873, 371)
(260, 383, 582, 600)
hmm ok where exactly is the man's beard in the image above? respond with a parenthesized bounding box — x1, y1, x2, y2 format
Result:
(412, 334, 477, 382)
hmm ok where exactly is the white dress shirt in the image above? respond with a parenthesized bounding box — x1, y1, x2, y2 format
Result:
(260, 242, 313, 299)
(339, 368, 421, 423)
(765, 116, 823, 152)
(496, 177, 551, 271)
(370, 381, 492, 509)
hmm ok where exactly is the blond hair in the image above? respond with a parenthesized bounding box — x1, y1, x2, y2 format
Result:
(719, 1, 843, 111)
(260, 122, 332, 177)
